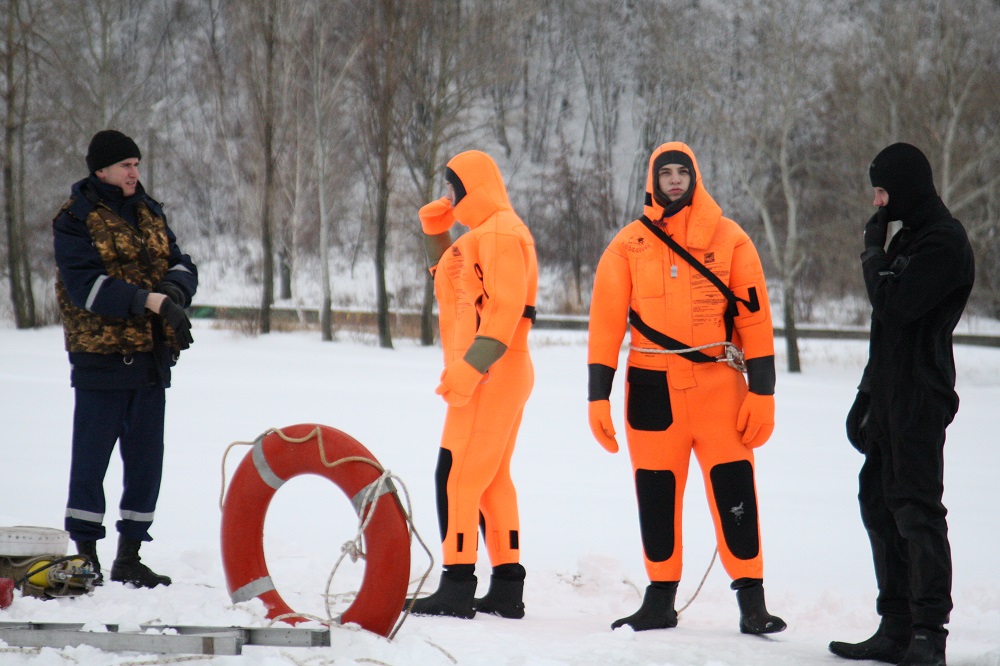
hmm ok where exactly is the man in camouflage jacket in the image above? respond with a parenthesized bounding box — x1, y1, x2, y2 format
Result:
(53, 130, 197, 589)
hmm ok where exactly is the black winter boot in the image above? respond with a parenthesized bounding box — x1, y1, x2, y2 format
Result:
(474, 563, 525, 619)
(898, 626, 947, 666)
(733, 578, 786, 634)
(829, 614, 911, 663)
(74, 540, 103, 586)
(109, 537, 171, 588)
(409, 564, 477, 619)
(611, 582, 678, 631)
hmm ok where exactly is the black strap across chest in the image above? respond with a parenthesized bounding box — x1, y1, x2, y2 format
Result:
(638, 215, 759, 342)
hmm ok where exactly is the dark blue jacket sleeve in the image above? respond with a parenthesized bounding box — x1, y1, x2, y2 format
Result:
(158, 219, 198, 307)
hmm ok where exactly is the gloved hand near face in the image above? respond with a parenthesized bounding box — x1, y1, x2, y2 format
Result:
(419, 197, 456, 235)
(863, 206, 890, 250)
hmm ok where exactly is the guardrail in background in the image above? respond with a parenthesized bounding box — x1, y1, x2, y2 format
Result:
(187, 305, 1000, 348)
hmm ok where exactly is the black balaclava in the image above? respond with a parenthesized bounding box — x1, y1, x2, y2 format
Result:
(868, 142, 937, 223)
(652, 149, 696, 219)
(444, 166, 467, 205)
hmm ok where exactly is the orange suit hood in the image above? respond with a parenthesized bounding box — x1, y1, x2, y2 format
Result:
(644, 142, 722, 250)
(447, 150, 513, 229)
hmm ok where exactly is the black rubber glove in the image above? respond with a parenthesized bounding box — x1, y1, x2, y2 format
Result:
(154, 281, 187, 308)
(845, 390, 871, 454)
(863, 207, 889, 249)
(160, 299, 193, 350)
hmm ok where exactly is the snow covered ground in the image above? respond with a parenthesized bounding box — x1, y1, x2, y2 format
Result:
(1, 323, 998, 665)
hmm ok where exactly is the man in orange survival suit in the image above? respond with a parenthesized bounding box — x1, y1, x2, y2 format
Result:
(410, 150, 537, 620)
(587, 142, 785, 635)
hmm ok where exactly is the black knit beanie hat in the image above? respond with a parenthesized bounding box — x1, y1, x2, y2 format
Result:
(868, 142, 936, 222)
(86, 130, 141, 173)
(652, 149, 696, 215)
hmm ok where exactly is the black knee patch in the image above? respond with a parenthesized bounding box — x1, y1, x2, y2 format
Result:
(709, 461, 760, 560)
(435, 448, 453, 543)
(627, 368, 673, 431)
(635, 468, 676, 562)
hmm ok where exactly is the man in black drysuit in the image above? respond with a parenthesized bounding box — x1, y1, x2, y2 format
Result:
(829, 143, 974, 666)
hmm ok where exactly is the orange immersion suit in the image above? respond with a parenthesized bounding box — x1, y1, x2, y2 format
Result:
(587, 142, 777, 584)
(419, 150, 538, 568)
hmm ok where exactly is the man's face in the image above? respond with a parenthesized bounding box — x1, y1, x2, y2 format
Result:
(872, 186, 889, 208)
(95, 158, 140, 197)
(657, 163, 692, 202)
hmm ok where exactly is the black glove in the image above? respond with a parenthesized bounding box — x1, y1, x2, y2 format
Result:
(154, 281, 187, 308)
(160, 298, 193, 350)
(845, 390, 871, 454)
(863, 207, 889, 249)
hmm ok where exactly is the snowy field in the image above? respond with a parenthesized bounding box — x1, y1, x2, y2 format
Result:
(1, 323, 998, 665)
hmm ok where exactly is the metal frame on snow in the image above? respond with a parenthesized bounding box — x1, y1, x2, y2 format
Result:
(0, 622, 330, 656)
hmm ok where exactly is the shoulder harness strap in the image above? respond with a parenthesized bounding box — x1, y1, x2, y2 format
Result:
(639, 215, 759, 341)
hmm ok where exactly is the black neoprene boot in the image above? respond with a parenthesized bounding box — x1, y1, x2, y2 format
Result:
(898, 626, 947, 666)
(110, 537, 172, 588)
(611, 582, 678, 631)
(733, 578, 786, 634)
(829, 614, 911, 663)
(409, 564, 477, 619)
(74, 540, 103, 586)
(474, 563, 525, 619)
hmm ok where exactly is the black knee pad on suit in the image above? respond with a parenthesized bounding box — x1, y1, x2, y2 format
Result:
(710, 460, 760, 560)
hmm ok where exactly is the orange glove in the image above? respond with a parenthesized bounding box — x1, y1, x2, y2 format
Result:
(588, 400, 619, 453)
(736, 392, 775, 448)
(419, 197, 455, 235)
(435, 359, 484, 407)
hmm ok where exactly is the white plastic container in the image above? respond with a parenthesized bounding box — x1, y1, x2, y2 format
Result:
(0, 526, 70, 557)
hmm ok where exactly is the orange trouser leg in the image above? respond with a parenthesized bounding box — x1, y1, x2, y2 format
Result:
(624, 363, 764, 582)
(437, 350, 533, 566)
(479, 407, 524, 566)
(688, 366, 764, 581)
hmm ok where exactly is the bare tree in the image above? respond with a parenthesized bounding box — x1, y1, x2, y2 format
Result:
(566, 0, 628, 229)
(347, 0, 418, 349)
(399, 0, 487, 345)
(709, 0, 842, 372)
(35, 0, 178, 149)
(258, 0, 277, 332)
(305, 0, 357, 341)
(2, 0, 36, 327)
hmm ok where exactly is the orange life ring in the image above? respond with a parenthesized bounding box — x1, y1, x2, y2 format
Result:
(221, 424, 410, 638)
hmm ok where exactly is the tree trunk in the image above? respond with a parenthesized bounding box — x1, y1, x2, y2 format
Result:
(258, 0, 276, 334)
(374, 149, 393, 349)
(783, 281, 801, 373)
(3, 0, 35, 329)
(279, 245, 292, 301)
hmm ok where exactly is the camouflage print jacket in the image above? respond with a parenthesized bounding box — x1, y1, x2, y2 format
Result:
(53, 176, 198, 389)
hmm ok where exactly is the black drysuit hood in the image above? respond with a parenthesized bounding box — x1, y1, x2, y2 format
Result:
(869, 142, 938, 227)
